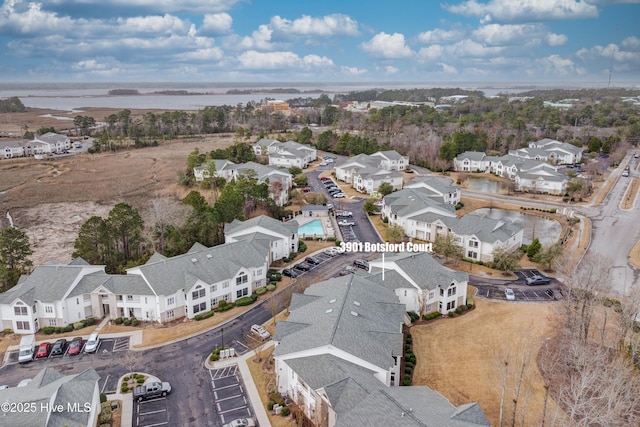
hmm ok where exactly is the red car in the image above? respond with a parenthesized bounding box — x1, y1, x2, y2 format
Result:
(67, 337, 83, 356)
(319, 177, 330, 181)
(36, 342, 51, 359)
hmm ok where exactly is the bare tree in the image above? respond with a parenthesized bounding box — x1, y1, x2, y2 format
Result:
(122, 350, 139, 375)
(145, 196, 187, 254)
(245, 333, 269, 363)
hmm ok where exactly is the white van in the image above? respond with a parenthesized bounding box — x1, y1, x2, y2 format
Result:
(84, 332, 100, 353)
(18, 335, 35, 364)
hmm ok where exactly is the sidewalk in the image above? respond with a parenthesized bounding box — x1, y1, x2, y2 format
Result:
(205, 341, 276, 427)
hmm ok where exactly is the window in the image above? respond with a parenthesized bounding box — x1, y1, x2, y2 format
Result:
(211, 297, 218, 307)
(223, 294, 230, 302)
(48, 319, 57, 326)
(426, 304, 432, 313)
(45, 305, 53, 314)
(167, 296, 175, 306)
(210, 284, 217, 293)
(440, 288, 444, 297)
(127, 295, 133, 301)
(428, 291, 435, 300)
(404, 290, 407, 297)
(447, 301, 456, 311)
(222, 281, 229, 289)
(76, 298, 80, 305)
(192, 302, 206, 314)
(236, 274, 248, 286)
(254, 269, 262, 277)
(236, 288, 248, 298)
(14, 306, 28, 316)
(167, 310, 175, 319)
(467, 250, 478, 259)
(448, 287, 456, 297)
(33, 305, 37, 313)
(16, 321, 29, 330)
(469, 240, 478, 248)
(192, 288, 206, 300)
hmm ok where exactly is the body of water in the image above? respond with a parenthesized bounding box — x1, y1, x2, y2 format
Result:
(471, 208, 561, 246)
(0, 81, 573, 111)
(466, 177, 510, 194)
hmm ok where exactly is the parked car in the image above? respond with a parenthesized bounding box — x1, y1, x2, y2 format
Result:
(50, 339, 67, 357)
(319, 176, 331, 181)
(133, 381, 172, 402)
(324, 248, 339, 257)
(35, 342, 52, 359)
(222, 418, 256, 427)
(525, 275, 551, 286)
(67, 337, 83, 356)
(505, 288, 515, 301)
(326, 203, 334, 210)
(282, 268, 299, 278)
(294, 262, 312, 271)
(353, 259, 369, 270)
(305, 256, 321, 265)
(336, 211, 353, 217)
(250, 324, 271, 341)
(84, 332, 100, 353)
(635, 153, 640, 158)
(333, 193, 346, 198)
(338, 219, 355, 226)
(339, 266, 357, 275)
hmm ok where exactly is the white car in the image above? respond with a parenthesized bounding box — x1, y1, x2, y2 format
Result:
(222, 418, 255, 427)
(333, 193, 346, 198)
(324, 248, 340, 257)
(84, 332, 100, 353)
(250, 324, 271, 341)
(336, 211, 353, 217)
(338, 220, 355, 226)
(505, 288, 515, 301)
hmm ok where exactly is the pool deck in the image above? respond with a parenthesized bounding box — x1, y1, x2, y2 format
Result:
(296, 216, 335, 239)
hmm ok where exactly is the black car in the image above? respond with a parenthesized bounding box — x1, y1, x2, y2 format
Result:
(305, 256, 321, 265)
(282, 268, 299, 278)
(50, 339, 67, 357)
(525, 275, 551, 286)
(294, 262, 313, 271)
(353, 259, 369, 270)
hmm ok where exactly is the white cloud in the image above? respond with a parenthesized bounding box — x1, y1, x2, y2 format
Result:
(239, 25, 275, 50)
(201, 13, 232, 35)
(236, 50, 334, 70)
(385, 65, 399, 74)
(538, 54, 587, 76)
(0, 0, 77, 36)
(270, 14, 359, 37)
(341, 66, 367, 75)
(417, 45, 444, 62)
(360, 32, 413, 59)
(46, 0, 242, 14)
(174, 47, 224, 61)
(116, 14, 192, 35)
(417, 29, 464, 44)
(622, 36, 640, 50)
(545, 33, 567, 46)
(450, 39, 504, 57)
(443, 0, 599, 22)
(438, 63, 458, 74)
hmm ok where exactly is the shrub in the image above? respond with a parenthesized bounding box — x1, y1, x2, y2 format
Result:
(121, 384, 129, 393)
(209, 352, 219, 362)
(123, 376, 130, 382)
(250, 294, 258, 302)
(73, 321, 84, 330)
(403, 375, 412, 386)
(42, 327, 55, 335)
(54, 327, 63, 333)
(131, 318, 139, 326)
(2, 328, 12, 335)
(298, 240, 307, 253)
(256, 287, 267, 296)
(269, 392, 286, 406)
(115, 318, 124, 325)
(405, 366, 413, 374)
(123, 318, 132, 326)
(99, 411, 112, 424)
(63, 325, 74, 333)
(234, 297, 254, 307)
(85, 317, 95, 326)
(136, 377, 145, 384)
(195, 310, 215, 321)
(405, 361, 414, 369)
(215, 303, 233, 312)
(100, 393, 107, 403)
(281, 407, 291, 416)
(382, 216, 389, 223)
(135, 374, 145, 380)
(448, 312, 456, 317)
(266, 284, 276, 291)
(422, 311, 441, 321)
(406, 311, 419, 323)
(101, 401, 111, 415)
(267, 400, 276, 411)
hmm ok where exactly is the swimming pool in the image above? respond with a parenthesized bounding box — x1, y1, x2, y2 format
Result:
(298, 219, 325, 237)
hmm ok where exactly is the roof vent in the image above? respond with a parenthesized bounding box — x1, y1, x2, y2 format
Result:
(206, 254, 212, 259)
(353, 301, 360, 306)
(325, 308, 333, 314)
(350, 311, 358, 317)
(329, 299, 336, 304)
(191, 258, 198, 263)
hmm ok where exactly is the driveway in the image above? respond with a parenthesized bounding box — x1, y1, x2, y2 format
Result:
(470, 269, 565, 302)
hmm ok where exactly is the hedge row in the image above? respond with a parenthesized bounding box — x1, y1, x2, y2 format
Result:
(114, 317, 139, 326)
(42, 317, 96, 335)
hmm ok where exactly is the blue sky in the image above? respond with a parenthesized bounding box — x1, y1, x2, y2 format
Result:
(0, 0, 638, 84)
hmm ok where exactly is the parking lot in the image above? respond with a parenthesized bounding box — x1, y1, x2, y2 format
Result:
(210, 365, 254, 425)
(133, 396, 169, 427)
(472, 269, 564, 302)
(292, 250, 334, 276)
(5, 336, 130, 366)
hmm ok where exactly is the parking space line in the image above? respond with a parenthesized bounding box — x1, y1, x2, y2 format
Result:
(139, 409, 167, 416)
(138, 422, 168, 427)
(219, 405, 250, 414)
(216, 394, 242, 402)
(138, 397, 166, 404)
(235, 340, 249, 351)
(212, 383, 241, 391)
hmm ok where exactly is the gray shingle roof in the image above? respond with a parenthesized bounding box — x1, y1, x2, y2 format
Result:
(130, 240, 268, 296)
(335, 387, 490, 427)
(442, 214, 522, 244)
(224, 215, 298, 237)
(406, 176, 457, 195)
(274, 275, 405, 369)
(455, 151, 485, 162)
(368, 252, 468, 291)
(68, 272, 155, 298)
(384, 187, 456, 218)
(0, 367, 99, 427)
(0, 265, 90, 305)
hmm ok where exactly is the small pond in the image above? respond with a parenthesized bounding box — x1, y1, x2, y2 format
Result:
(470, 208, 561, 246)
(465, 176, 509, 194)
